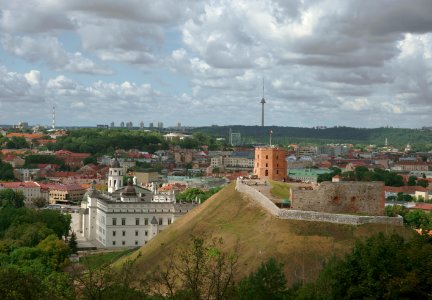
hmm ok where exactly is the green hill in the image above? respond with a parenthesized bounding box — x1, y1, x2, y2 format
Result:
(120, 183, 413, 285)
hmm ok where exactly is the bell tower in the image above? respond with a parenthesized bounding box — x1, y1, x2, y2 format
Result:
(108, 157, 123, 193)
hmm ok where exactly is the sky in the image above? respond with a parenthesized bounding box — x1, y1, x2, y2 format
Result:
(0, 0, 431, 128)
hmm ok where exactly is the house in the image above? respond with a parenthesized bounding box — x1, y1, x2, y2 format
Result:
(48, 184, 86, 205)
(0, 181, 45, 207)
(2, 155, 25, 168)
(55, 150, 91, 168)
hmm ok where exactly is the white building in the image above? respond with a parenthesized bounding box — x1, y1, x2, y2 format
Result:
(80, 158, 196, 248)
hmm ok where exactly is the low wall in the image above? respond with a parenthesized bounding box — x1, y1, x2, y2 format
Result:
(278, 209, 403, 226)
(235, 179, 403, 226)
(235, 179, 279, 216)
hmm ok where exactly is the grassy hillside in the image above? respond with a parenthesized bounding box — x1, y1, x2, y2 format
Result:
(119, 183, 413, 285)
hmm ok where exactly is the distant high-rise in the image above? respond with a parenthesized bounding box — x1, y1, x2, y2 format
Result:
(110, 121, 115, 128)
(157, 122, 164, 129)
(260, 79, 266, 127)
(126, 121, 133, 129)
(149, 122, 154, 128)
(140, 121, 144, 128)
(120, 121, 125, 128)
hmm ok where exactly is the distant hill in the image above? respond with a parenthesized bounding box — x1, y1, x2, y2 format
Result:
(192, 125, 432, 148)
(119, 183, 412, 285)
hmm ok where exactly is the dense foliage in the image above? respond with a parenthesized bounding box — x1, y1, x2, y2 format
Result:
(385, 205, 432, 231)
(293, 234, 432, 299)
(176, 186, 223, 203)
(0, 207, 73, 300)
(194, 125, 432, 148)
(0, 189, 25, 208)
(0, 159, 15, 181)
(318, 166, 405, 187)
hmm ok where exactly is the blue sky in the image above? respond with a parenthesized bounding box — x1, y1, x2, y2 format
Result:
(0, 0, 431, 128)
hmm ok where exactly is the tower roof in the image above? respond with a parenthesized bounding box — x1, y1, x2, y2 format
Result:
(110, 157, 121, 168)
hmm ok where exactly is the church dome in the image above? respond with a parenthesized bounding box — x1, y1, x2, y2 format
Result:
(110, 157, 121, 168)
(122, 178, 137, 196)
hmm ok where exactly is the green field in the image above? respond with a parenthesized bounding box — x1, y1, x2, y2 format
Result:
(81, 248, 136, 269)
(269, 180, 291, 200)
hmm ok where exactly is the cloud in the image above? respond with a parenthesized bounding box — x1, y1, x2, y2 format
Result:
(1, 34, 111, 74)
(1, 0, 432, 128)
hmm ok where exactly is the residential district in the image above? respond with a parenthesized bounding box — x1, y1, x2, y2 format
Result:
(0, 125, 431, 250)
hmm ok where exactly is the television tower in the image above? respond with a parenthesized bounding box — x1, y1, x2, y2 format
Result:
(52, 105, 56, 129)
(260, 78, 266, 127)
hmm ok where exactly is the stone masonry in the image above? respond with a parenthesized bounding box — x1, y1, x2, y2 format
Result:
(291, 181, 385, 216)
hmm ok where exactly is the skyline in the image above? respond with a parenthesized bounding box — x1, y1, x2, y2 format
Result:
(0, 1, 431, 128)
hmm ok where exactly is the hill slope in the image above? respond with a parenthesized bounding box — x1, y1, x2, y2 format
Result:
(121, 183, 413, 284)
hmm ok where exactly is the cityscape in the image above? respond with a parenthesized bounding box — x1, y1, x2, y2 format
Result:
(1, 1, 432, 299)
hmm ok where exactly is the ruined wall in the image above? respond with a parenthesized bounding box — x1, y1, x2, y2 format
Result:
(235, 179, 402, 226)
(291, 182, 385, 216)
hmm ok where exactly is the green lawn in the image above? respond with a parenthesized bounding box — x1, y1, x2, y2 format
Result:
(81, 248, 136, 269)
(270, 180, 291, 200)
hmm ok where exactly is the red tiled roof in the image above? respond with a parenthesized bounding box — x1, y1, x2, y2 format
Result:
(6, 133, 44, 139)
(384, 186, 428, 193)
(49, 184, 85, 191)
(411, 204, 432, 211)
(0, 181, 39, 188)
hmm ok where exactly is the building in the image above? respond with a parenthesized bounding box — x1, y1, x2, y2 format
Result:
(163, 132, 192, 141)
(49, 184, 86, 205)
(80, 158, 196, 248)
(254, 147, 287, 181)
(55, 150, 91, 169)
(0, 181, 45, 207)
(288, 168, 332, 183)
(211, 151, 255, 170)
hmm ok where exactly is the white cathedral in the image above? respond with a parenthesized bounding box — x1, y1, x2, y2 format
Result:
(80, 158, 196, 248)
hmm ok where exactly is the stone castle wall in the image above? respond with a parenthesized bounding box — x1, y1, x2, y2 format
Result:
(235, 179, 402, 226)
(291, 182, 385, 216)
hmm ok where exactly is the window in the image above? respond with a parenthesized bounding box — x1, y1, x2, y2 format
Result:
(266, 155, 268, 159)
(145, 230, 148, 236)
(266, 163, 268, 167)
(276, 155, 279, 160)
(135, 241, 138, 245)
(122, 230, 126, 236)
(112, 218, 117, 226)
(112, 241, 116, 246)
(113, 231, 116, 236)
(122, 241, 125, 245)
(265, 170, 269, 176)
(135, 218, 139, 225)
(168, 218, 172, 225)
(276, 170, 279, 174)
(135, 230, 139, 236)
(159, 218, 163, 225)
(144, 218, 148, 225)
(121, 218, 126, 225)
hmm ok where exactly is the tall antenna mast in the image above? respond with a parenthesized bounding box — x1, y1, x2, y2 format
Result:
(260, 78, 266, 127)
(52, 105, 55, 129)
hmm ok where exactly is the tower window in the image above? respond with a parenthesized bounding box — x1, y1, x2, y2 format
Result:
(266, 155, 268, 159)
(112, 218, 117, 225)
(265, 170, 268, 176)
(122, 218, 126, 225)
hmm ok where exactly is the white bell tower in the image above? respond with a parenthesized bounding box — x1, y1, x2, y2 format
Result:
(108, 157, 123, 193)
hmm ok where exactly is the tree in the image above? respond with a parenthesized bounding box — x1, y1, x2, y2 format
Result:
(68, 231, 78, 254)
(0, 160, 15, 181)
(292, 234, 432, 299)
(0, 189, 25, 208)
(237, 257, 287, 300)
(407, 176, 417, 186)
(417, 179, 429, 188)
(37, 234, 70, 270)
(32, 197, 47, 208)
(150, 237, 238, 299)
